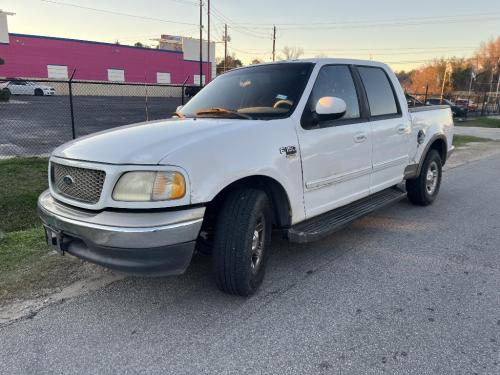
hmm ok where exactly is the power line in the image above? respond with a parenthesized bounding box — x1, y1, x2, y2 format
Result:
(224, 12, 500, 29)
(41, 0, 198, 26)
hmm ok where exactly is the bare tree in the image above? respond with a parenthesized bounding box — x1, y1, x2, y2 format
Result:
(250, 58, 263, 65)
(282, 46, 304, 60)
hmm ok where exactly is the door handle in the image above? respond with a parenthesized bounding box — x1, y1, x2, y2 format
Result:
(354, 132, 368, 143)
(397, 125, 408, 134)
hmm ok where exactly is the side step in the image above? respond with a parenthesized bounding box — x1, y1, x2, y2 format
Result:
(287, 187, 407, 243)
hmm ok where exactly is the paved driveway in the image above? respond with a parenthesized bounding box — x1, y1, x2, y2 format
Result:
(1, 154, 500, 374)
(455, 126, 500, 140)
(0, 95, 181, 157)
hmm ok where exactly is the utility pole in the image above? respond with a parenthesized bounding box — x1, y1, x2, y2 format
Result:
(272, 26, 276, 62)
(199, 0, 203, 87)
(207, 0, 210, 82)
(496, 57, 500, 98)
(224, 24, 228, 73)
(440, 62, 452, 104)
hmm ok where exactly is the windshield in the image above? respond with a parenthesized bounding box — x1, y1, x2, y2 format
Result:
(179, 63, 314, 120)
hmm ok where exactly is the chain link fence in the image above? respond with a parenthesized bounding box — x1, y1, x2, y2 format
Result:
(406, 90, 500, 117)
(0, 78, 199, 158)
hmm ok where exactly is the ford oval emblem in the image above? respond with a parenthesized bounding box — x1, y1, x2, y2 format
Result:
(63, 175, 74, 186)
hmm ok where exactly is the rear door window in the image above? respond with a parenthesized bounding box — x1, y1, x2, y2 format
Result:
(357, 66, 400, 117)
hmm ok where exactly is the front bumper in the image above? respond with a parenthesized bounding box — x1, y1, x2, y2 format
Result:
(37, 190, 205, 276)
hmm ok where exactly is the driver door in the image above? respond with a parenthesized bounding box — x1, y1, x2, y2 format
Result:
(296, 65, 372, 219)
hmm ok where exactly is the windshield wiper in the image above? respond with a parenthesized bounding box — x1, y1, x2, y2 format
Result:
(172, 111, 186, 119)
(196, 107, 252, 120)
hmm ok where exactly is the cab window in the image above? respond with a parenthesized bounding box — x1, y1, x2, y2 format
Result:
(302, 65, 361, 129)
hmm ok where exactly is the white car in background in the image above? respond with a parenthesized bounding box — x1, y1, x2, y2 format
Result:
(5, 78, 56, 96)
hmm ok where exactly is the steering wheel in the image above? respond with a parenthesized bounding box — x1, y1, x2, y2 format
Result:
(273, 99, 293, 109)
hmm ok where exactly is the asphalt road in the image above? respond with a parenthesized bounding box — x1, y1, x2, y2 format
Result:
(0, 95, 181, 157)
(1, 154, 500, 374)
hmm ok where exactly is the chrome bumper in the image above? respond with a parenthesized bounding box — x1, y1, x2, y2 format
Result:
(37, 190, 205, 275)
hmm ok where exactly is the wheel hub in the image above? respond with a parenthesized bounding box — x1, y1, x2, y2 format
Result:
(425, 161, 439, 195)
(250, 218, 265, 273)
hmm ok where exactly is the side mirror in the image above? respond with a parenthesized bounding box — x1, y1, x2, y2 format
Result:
(315, 97, 347, 121)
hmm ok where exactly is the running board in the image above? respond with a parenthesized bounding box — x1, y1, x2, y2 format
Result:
(287, 187, 407, 243)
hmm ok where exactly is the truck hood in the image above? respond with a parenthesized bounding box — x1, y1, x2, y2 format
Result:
(52, 118, 251, 165)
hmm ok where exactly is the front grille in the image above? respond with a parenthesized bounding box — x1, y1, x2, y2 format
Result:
(51, 163, 106, 204)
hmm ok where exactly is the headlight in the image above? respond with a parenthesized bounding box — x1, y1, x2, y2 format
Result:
(112, 171, 186, 201)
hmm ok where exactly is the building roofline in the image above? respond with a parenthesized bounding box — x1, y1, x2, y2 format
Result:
(8, 33, 184, 54)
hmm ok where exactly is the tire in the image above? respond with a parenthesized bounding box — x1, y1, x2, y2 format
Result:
(212, 188, 272, 296)
(34, 88, 43, 96)
(0, 88, 10, 102)
(406, 149, 442, 206)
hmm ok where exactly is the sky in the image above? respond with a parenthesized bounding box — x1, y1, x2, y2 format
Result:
(1, 0, 500, 71)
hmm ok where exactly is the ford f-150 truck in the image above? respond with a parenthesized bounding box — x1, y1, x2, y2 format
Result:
(38, 59, 454, 296)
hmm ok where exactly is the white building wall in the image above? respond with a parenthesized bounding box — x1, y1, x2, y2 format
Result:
(0, 12, 9, 44)
(182, 37, 216, 79)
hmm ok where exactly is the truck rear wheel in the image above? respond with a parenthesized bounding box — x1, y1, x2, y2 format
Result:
(406, 149, 442, 206)
(212, 188, 272, 296)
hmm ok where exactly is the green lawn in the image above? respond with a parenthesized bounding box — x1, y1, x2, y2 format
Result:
(0, 158, 49, 232)
(0, 158, 82, 304)
(457, 117, 500, 128)
(453, 135, 491, 148)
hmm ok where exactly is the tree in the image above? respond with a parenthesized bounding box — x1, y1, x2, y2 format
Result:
(472, 36, 500, 91)
(216, 54, 243, 74)
(281, 46, 304, 60)
(250, 58, 263, 65)
(396, 70, 413, 89)
(134, 42, 144, 48)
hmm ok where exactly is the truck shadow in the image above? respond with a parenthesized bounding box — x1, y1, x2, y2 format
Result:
(98, 201, 418, 315)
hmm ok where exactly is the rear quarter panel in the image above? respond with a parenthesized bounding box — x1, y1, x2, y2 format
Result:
(409, 106, 454, 164)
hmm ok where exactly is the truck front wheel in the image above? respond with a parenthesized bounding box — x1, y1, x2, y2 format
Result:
(406, 149, 442, 206)
(212, 188, 272, 296)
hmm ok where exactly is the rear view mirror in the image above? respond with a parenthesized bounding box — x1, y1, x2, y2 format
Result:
(315, 97, 347, 121)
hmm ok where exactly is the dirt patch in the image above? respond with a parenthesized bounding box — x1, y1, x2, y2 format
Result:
(445, 141, 500, 171)
(0, 261, 123, 327)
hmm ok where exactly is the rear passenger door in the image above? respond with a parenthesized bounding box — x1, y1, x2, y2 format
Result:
(356, 66, 410, 193)
(297, 65, 372, 218)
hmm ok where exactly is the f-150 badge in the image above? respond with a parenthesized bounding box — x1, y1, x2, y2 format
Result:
(279, 146, 297, 158)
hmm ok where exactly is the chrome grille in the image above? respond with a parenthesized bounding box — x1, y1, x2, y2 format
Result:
(51, 163, 106, 204)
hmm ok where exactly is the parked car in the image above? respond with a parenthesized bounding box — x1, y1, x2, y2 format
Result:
(455, 98, 478, 112)
(5, 78, 56, 96)
(38, 59, 454, 296)
(425, 97, 467, 119)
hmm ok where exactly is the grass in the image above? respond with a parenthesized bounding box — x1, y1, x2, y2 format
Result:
(457, 117, 500, 128)
(0, 158, 49, 232)
(453, 135, 491, 148)
(0, 158, 81, 304)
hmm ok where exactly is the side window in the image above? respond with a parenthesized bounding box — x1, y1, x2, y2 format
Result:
(303, 65, 360, 129)
(357, 66, 399, 117)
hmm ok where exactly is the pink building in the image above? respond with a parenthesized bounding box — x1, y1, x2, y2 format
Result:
(0, 33, 214, 85)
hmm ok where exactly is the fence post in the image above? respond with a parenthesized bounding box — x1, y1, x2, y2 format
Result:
(181, 76, 189, 106)
(68, 69, 76, 139)
(480, 92, 487, 117)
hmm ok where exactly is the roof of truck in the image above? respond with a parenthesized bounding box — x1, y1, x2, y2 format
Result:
(233, 58, 391, 71)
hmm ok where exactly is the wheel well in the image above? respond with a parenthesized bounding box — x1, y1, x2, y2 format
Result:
(204, 176, 292, 230)
(428, 138, 447, 165)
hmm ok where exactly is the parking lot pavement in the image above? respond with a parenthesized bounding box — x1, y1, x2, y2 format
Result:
(454, 126, 500, 140)
(0, 95, 181, 157)
(1, 153, 500, 374)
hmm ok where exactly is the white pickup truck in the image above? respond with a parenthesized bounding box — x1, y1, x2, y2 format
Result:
(38, 59, 454, 296)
